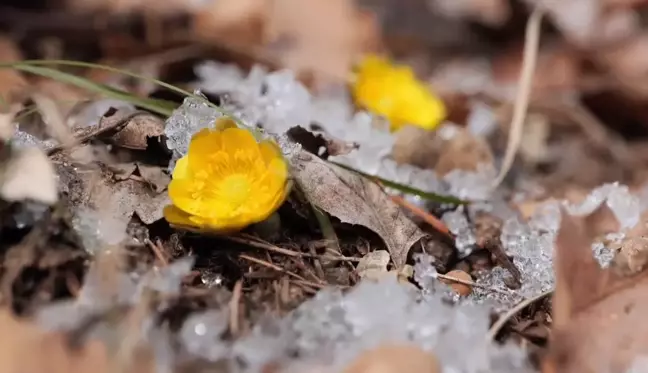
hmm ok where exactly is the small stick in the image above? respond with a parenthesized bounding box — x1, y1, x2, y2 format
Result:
(486, 289, 553, 341)
(46, 110, 148, 155)
(228, 235, 361, 262)
(491, 6, 544, 189)
(239, 254, 325, 288)
(390, 195, 451, 236)
(228, 280, 243, 336)
(436, 273, 512, 296)
(144, 238, 169, 266)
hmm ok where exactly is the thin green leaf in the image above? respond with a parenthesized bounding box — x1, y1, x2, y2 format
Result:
(1, 60, 242, 124)
(330, 161, 468, 205)
(8, 64, 176, 116)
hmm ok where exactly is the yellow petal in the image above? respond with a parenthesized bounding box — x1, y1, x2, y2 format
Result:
(187, 128, 223, 166)
(214, 117, 239, 131)
(220, 127, 260, 155)
(168, 178, 209, 218)
(163, 204, 197, 228)
(172, 155, 190, 180)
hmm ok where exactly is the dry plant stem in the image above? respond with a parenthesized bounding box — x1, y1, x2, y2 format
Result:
(390, 195, 450, 236)
(239, 254, 325, 288)
(46, 111, 148, 156)
(486, 289, 554, 341)
(435, 273, 511, 296)
(145, 238, 169, 266)
(491, 6, 544, 189)
(229, 280, 243, 336)
(230, 234, 361, 262)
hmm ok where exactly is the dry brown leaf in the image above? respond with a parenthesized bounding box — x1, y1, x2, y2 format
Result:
(193, 0, 268, 48)
(34, 79, 94, 121)
(0, 34, 27, 104)
(391, 125, 444, 170)
(0, 110, 17, 141)
(343, 344, 440, 373)
(287, 126, 358, 158)
(544, 209, 648, 373)
(264, 0, 380, 84)
(429, 0, 511, 27)
(110, 113, 165, 150)
(434, 127, 494, 177)
(492, 43, 580, 98)
(135, 163, 171, 193)
(356, 250, 391, 280)
(57, 155, 169, 225)
(0, 146, 58, 205)
(0, 308, 154, 373)
(290, 150, 426, 267)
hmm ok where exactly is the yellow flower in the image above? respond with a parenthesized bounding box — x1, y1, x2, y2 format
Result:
(351, 55, 446, 132)
(164, 121, 290, 233)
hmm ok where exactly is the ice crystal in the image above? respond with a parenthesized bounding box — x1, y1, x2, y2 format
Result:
(164, 93, 223, 157)
(564, 182, 641, 230)
(442, 207, 476, 256)
(72, 208, 128, 255)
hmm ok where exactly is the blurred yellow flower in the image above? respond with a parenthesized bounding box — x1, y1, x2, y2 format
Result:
(351, 55, 446, 132)
(164, 121, 290, 233)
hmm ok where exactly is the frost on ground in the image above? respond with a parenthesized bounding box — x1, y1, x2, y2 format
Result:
(192, 61, 495, 201)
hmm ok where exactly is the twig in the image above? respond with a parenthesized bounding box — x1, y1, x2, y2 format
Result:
(228, 280, 243, 336)
(238, 254, 325, 288)
(390, 195, 451, 236)
(46, 110, 148, 155)
(486, 289, 553, 341)
(491, 6, 544, 189)
(227, 235, 361, 262)
(144, 238, 169, 266)
(436, 273, 512, 296)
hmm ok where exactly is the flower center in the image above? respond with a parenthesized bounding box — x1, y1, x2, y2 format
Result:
(218, 174, 252, 206)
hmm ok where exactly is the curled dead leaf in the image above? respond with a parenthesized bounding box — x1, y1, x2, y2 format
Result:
(0, 146, 58, 205)
(356, 250, 390, 280)
(546, 210, 648, 373)
(0, 308, 154, 373)
(343, 344, 440, 373)
(435, 127, 494, 177)
(290, 150, 426, 267)
(110, 113, 165, 150)
(391, 125, 444, 170)
(287, 126, 358, 158)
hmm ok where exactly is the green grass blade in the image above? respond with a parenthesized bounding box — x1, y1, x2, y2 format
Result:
(330, 161, 468, 205)
(10, 64, 176, 116)
(1, 60, 242, 124)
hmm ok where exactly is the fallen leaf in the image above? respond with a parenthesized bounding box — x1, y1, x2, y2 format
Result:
(440, 269, 473, 296)
(56, 154, 169, 226)
(492, 43, 581, 99)
(110, 113, 165, 150)
(264, 0, 381, 84)
(110, 163, 138, 180)
(391, 125, 444, 170)
(0, 308, 153, 373)
(610, 236, 648, 276)
(356, 250, 390, 280)
(290, 150, 426, 267)
(429, 0, 511, 27)
(0, 146, 58, 205)
(434, 127, 495, 177)
(0, 34, 28, 104)
(135, 163, 170, 193)
(193, 0, 267, 47)
(343, 344, 440, 373)
(0, 109, 17, 142)
(544, 209, 648, 373)
(34, 78, 93, 120)
(287, 126, 358, 158)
